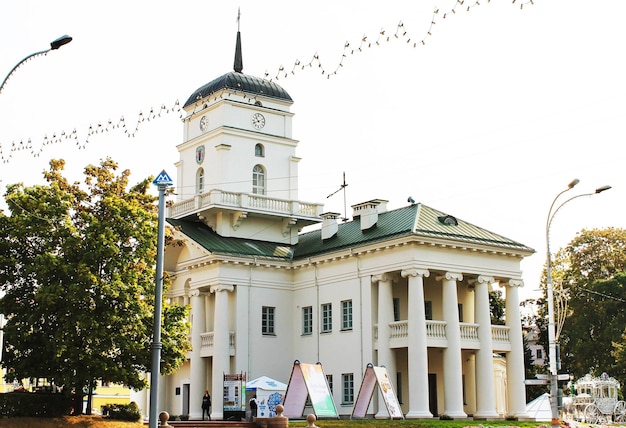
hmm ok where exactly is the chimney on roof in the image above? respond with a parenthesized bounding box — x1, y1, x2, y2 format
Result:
(321, 212, 341, 240)
(351, 199, 388, 231)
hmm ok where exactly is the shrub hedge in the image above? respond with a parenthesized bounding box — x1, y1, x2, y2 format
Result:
(0, 392, 72, 417)
(102, 403, 141, 422)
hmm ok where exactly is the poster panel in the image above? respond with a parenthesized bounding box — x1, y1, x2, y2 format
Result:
(283, 361, 338, 418)
(373, 366, 403, 418)
(300, 363, 338, 418)
(223, 373, 246, 411)
(351, 364, 377, 418)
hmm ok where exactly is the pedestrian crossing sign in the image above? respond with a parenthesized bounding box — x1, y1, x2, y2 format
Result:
(153, 170, 173, 186)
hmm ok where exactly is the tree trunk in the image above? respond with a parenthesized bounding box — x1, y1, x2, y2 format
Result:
(86, 380, 94, 415)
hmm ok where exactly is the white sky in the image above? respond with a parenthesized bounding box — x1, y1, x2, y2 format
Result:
(1, 0, 625, 300)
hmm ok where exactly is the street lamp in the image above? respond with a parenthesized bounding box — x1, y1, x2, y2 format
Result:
(0, 35, 73, 95)
(545, 179, 611, 428)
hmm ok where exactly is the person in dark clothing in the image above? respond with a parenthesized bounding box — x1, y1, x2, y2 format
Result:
(202, 390, 211, 420)
(249, 396, 258, 420)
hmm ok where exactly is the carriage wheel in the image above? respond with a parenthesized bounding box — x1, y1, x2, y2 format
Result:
(584, 403, 600, 424)
(614, 401, 626, 423)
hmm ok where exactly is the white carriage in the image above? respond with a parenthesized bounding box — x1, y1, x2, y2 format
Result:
(569, 373, 626, 424)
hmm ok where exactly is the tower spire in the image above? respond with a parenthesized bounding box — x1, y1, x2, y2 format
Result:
(234, 8, 243, 73)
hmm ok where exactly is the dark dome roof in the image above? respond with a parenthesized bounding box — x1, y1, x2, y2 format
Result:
(184, 71, 292, 108)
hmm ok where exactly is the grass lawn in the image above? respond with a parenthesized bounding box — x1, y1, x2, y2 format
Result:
(0, 416, 142, 428)
(289, 419, 550, 428)
(0, 416, 554, 428)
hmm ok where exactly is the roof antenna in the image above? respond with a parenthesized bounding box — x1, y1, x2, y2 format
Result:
(327, 172, 349, 222)
(234, 8, 243, 73)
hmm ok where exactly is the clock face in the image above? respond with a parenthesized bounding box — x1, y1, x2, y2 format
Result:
(251, 113, 265, 129)
(199, 115, 209, 132)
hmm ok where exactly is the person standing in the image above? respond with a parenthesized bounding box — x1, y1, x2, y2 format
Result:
(249, 396, 258, 420)
(202, 390, 211, 421)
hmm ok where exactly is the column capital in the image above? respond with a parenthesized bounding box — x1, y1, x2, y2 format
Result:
(210, 284, 235, 293)
(401, 268, 430, 279)
(436, 272, 463, 282)
(505, 279, 524, 288)
(372, 272, 399, 284)
(189, 289, 205, 298)
(476, 275, 495, 285)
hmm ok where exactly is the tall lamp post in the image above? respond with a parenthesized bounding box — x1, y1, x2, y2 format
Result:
(0, 35, 73, 95)
(545, 179, 611, 428)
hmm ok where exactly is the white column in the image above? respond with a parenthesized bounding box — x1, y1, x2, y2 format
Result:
(505, 279, 528, 418)
(438, 272, 467, 418)
(402, 268, 433, 419)
(473, 275, 499, 418)
(211, 284, 233, 420)
(189, 289, 206, 420)
(372, 272, 398, 418)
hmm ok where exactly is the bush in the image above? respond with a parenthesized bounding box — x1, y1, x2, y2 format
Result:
(0, 392, 72, 417)
(103, 402, 141, 422)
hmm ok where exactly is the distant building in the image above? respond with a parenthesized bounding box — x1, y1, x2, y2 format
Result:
(133, 29, 535, 421)
(524, 326, 547, 366)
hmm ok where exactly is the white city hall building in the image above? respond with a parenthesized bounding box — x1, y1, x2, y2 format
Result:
(139, 31, 535, 421)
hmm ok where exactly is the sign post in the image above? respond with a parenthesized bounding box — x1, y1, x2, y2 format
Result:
(149, 170, 173, 428)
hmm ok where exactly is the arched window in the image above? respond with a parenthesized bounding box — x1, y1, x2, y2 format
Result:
(252, 165, 266, 195)
(196, 168, 204, 194)
(255, 143, 265, 157)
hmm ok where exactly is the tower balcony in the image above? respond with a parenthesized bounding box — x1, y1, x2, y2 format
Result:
(168, 189, 324, 228)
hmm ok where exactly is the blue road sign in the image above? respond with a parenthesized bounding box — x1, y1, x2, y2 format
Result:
(153, 170, 173, 186)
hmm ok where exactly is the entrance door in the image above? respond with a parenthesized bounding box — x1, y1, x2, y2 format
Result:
(428, 374, 438, 416)
(183, 383, 190, 415)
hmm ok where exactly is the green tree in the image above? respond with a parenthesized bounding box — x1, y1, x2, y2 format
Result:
(489, 289, 505, 325)
(546, 228, 626, 396)
(0, 159, 190, 414)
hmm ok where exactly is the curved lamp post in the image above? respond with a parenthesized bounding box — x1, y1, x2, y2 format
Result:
(545, 180, 611, 427)
(0, 35, 73, 95)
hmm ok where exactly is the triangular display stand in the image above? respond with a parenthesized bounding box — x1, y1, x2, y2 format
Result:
(351, 363, 404, 419)
(282, 360, 339, 419)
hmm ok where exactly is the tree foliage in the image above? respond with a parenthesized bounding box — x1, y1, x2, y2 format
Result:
(546, 228, 626, 395)
(0, 159, 190, 401)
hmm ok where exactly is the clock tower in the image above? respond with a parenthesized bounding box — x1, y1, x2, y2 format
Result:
(169, 29, 323, 245)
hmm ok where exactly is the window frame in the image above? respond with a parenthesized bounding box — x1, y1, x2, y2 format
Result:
(321, 303, 332, 333)
(341, 300, 353, 331)
(425, 300, 433, 321)
(302, 306, 313, 335)
(252, 164, 266, 195)
(262, 306, 275, 336)
(196, 167, 204, 194)
(342, 373, 354, 404)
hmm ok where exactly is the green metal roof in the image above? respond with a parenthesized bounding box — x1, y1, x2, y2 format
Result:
(167, 203, 533, 261)
(295, 203, 533, 258)
(167, 218, 294, 260)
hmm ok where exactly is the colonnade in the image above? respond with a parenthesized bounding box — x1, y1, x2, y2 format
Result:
(188, 285, 233, 420)
(374, 269, 528, 419)
(184, 269, 527, 420)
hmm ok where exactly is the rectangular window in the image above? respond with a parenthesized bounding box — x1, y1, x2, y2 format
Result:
(396, 372, 402, 404)
(321, 303, 332, 333)
(536, 348, 543, 359)
(326, 375, 333, 394)
(262, 306, 275, 335)
(458, 304, 463, 322)
(342, 373, 354, 404)
(393, 297, 400, 322)
(302, 306, 312, 335)
(425, 301, 433, 320)
(341, 300, 353, 331)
